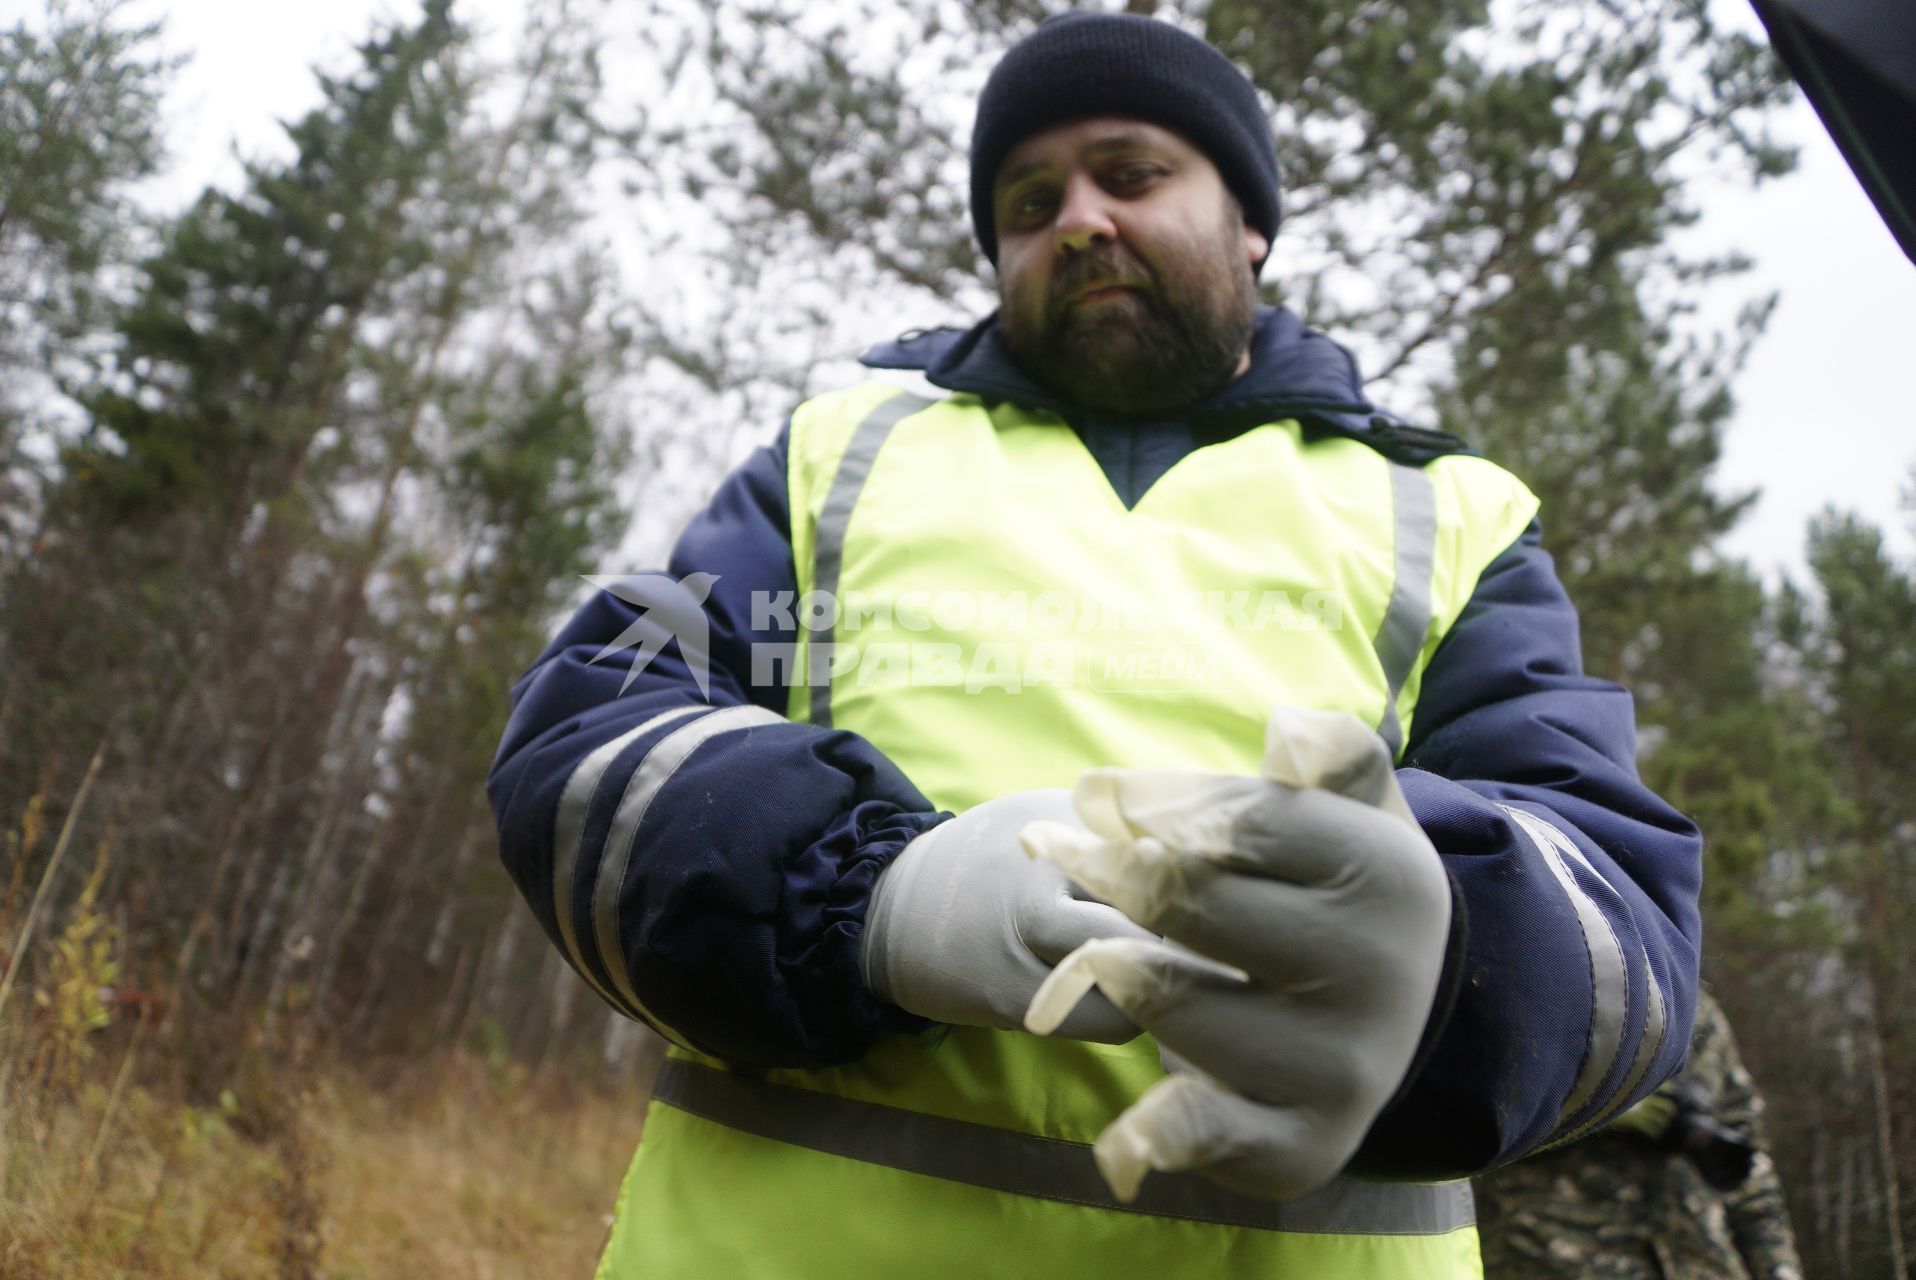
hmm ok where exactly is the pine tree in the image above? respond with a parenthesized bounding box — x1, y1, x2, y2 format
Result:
(0, 0, 172, 369)
(306, 252, 630, 1047)
(1778, 512, 1916, 1276)
(61, 0, 463, 528)
(0, 0, 175, 570)
(1, 0, 636, 1073)
(267, 1, 634, 1053)
(0, 5, 475, 988)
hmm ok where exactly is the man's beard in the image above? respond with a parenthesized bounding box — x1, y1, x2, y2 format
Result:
(1000, 215, 1259, 418)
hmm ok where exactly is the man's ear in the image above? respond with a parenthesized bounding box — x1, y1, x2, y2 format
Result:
(1243, 223, 1270, 268)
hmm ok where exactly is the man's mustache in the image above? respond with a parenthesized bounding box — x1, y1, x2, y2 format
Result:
(1049, 251, 1157, 314)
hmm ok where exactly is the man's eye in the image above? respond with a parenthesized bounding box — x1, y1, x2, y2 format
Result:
(1012, 193, 1054, 220)
(1113, 165, 1159, 188)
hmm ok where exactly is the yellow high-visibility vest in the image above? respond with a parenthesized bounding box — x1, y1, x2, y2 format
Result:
(599, 382, 1538, 1278)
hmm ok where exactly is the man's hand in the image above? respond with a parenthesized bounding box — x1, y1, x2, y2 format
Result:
(1021, 708, 1452, 1201)
(859, 789, 1155, 1042)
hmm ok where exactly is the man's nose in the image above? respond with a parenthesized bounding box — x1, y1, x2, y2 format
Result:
(1053, 175, 1117, 253)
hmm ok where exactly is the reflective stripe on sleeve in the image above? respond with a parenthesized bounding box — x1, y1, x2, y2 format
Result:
(1533, 814, 1672, 1139)
(1600, 966, 1670, 1135)
(1498, 804, 1649, 1138)
(551, 704, 710, 1019)
(651, 1059, 1476, 1236)
(590, 704, 785, 1037)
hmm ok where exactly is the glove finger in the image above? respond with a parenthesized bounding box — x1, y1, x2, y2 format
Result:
(1041, 770, 1426, 904)
(1024, 937, 1247, 1038)
(1137, 983, 1362, 1107)
(1109, 869, 1354, 986)
(1007, 826, 1104, 907)
(1032, 984, 1146, 1044)
(1225, 784, 1439, 887)
(1032, 796, 1446, 1013)
(1067, 768, 1426, 893)
(1019, 897, 1159, 1044)
(1261, 706, 1415, 823)
(1024, 895, 1159, 966)
(1022, 820, 1207, 929)
(1033, 928, 1341, 1102)
(1094, 1073, 1341, 1203)
(1027, 811, 1401, 980)
(1072, 768, 1274, 858)
(1026, 935, 1391, 1112)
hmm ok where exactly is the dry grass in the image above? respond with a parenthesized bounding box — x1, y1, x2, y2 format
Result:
(315, 1058, 644, 1279)
(0, 1036, 647, 1280)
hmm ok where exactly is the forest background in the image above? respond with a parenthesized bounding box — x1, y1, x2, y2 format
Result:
(2, 0, 1914, 1276)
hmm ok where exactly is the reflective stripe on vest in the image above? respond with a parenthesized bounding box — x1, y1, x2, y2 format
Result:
(800, 387, 1440, 751)
(1374, 461, 1438, 757)
(802, 389, 1444, 756)
(809, 392, 935, 728)
(653, 1058, 1475, 1236)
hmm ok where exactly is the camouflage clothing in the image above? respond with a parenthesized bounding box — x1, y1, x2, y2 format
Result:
(1476, 991, 1804, 1280)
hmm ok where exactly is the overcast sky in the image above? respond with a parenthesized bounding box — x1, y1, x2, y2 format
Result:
(13, 0, 1913, 584)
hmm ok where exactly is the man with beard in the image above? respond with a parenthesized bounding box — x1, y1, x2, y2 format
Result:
(489, 13, 1703, 1278)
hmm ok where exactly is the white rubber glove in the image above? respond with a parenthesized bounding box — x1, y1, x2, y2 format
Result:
(1021, 707, 1452, 1201)
(860, 789, 1155, 1042)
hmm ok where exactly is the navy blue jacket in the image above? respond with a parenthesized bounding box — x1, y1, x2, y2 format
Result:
(487, 307, 1702, 1177)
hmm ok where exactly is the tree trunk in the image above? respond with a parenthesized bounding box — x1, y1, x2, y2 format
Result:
(263, 667, 387, 1015)
(532, 949, 580, 1083)
(344, 876, 409, 1041)
(457, 907, 527, 1050)
(432, 940, 478, 1049)
(0, 735, 108, 1028)
(1838, 1126, 1856, 1278)
(166, 775, 265, 1018)
(310, 813, 394, 1016)
(1872, 1018, 1910, 1280)
(214, 683, 308, 987)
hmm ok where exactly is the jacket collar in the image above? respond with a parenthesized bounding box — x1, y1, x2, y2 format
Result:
(859, 306, 1389, 439)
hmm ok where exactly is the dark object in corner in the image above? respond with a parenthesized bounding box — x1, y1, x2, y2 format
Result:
(1750, 0, 1916, 264)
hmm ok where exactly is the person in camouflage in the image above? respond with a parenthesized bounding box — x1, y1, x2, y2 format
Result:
(1476, 989, 1804, 1280)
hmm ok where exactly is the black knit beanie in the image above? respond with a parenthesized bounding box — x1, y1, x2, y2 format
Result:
(970, 12, 1282, 272)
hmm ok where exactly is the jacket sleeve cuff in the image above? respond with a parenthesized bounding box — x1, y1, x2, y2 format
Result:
(792, 801, 949, 1051)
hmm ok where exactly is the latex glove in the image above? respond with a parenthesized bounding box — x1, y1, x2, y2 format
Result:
(860, 789, 1155, 1042)
(1021, 707, 1452, 1201)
